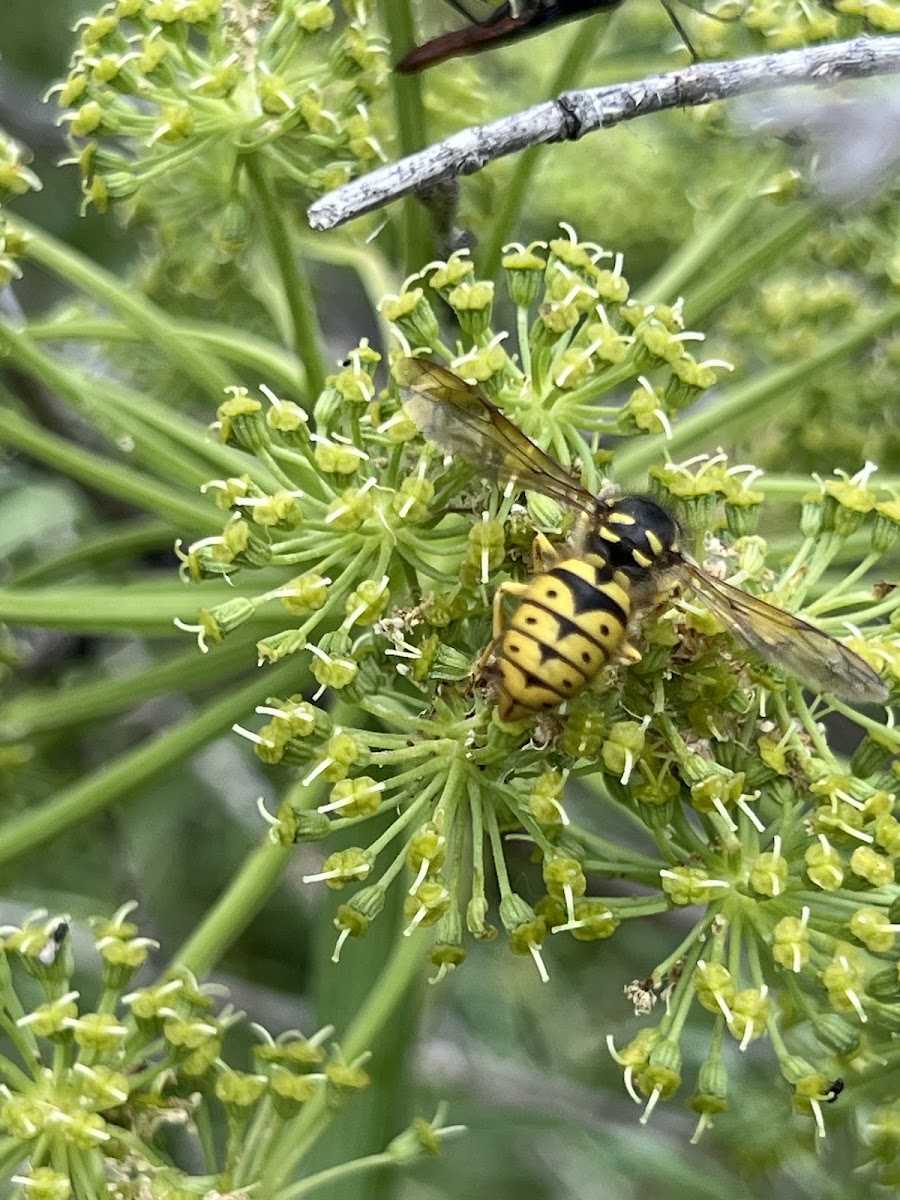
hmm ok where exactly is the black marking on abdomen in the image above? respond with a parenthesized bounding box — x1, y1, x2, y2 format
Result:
(552, 567, 629, 624)
(520, 602, 609, 651)
(502, 661, 567, 700)
(505, 626, 592, 680)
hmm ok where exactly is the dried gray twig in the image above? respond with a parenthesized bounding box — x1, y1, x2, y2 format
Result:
(307, 36, 900, 232)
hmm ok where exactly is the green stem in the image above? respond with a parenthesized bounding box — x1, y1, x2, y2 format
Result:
(0, 633, 258, 735)
(27, 317, 308, 398)
(684, 208, 817, 325)
(478, 22, 601, 279)
(642, 153, 787, 307)
(614, 300, 900, 482)
(0, 582, 280, 635)
(12, 217, 232, 398)
(172, 838, 294, 976)
(10, 518, 173, 588)
(0, 657, 304, 867)
(244, 157, 326, 399)
(0, 404, 218, 532)
(384, 0, 432, 273)
(279, 1152, 393, 1200)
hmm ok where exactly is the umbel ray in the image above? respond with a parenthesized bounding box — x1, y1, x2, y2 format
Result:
(397, 357, 889, 722)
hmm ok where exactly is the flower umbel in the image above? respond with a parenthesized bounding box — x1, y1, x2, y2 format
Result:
(183, 229, 899, 1138)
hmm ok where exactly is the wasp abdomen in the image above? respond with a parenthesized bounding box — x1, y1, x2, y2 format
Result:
(496, 558, 633, 720)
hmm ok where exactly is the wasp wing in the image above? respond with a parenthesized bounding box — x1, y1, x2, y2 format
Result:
(684, 564, 888, 704)
(396, 358, 596, 514)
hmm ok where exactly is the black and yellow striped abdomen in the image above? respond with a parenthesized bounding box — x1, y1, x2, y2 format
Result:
(496, 557, 634, 721)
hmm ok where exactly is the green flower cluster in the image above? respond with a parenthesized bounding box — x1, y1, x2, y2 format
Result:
(0, 907, 459, 1197)
(181, 229, 900, 1137)
(52, 0, 387, 285)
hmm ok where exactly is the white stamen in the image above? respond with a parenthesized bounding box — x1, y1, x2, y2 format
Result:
(231, 723, 275, 748)
(529, 943, 550, 983)
(301, 758, 334, 787)
(640, 1085, 663, 1125)
(404, 905, 429, 937)
(408, 858, 430, 895)
(332, 928, 351, 964)
(811, 1098, 826, 1139)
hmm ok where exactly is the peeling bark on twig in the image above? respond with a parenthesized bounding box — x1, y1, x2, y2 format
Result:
(307, 36, 900, 232)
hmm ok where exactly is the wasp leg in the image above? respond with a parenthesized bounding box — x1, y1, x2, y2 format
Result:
(474, 579, 530, 676)
(531, 532, 561, 573)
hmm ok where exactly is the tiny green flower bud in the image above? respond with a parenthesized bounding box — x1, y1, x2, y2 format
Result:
(728, 988, 770, 1049)
(392, 475, 435, 524)
(386, 1116, 446, 1164)
(344, 576, 391, 627)
(822, 954, 867, 1020)
(799, 491, 825, 537)
(430, 910, 467, 980)
(278, 573, 330, 615)
(772, 913, 811, 972)
(849, 845, 895, 888)
(18, 994, 79, 1039)
(325, 1057, 371, 1095)
(320, 776, 383, 819)
(636, 1038, 682, 1104)
(306, 847, 373, 889)
(429, 254, 475, 291)
(543, 856, 586, 902)
(805, 836, 844, 891)
(333, 885, 387, 958)
(270, 1067, 322, 1117)
(70, 101, 104, 138)
(661, 866, 730, 906)
(824, 468, 877, 538)
(215, 1068, 268, 1112)
(849, 906, 899, 953)
(309, 646, 358, 694)
(70, 1011, 128, 1053)
(695, 962, 736, 1015)
(407, 824, 447, 875)
(404, 879, 451, 934)
(750, 846, 789, 897)
(601, 720, 647, 782)
(381, 288, 440, 347)
(324, 484, 375, 531)
(568, 899, 619, 941)
(217, 392, 265, 450)
(502, 247, 546, 308)
(13, 1167, 72, 1200)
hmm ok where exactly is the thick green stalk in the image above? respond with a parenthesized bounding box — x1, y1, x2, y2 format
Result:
(683, 208, 817, 325)
(27, 316, 307, 398)
(0, 582, 284, 634)
(10, 518, 173, 587)
(613, 300, 900, 481)
(479, 20, 604, 280)
(642, 152, 782, 305)
(0, 634, 258, 735)
(12, 217, 233, 399)
(0, 656, 304, 868)
(384, 0, 432, 273)
(244, 157, 326, 399)
(172, 838, 294, 977)
(0, 404, 218, 531)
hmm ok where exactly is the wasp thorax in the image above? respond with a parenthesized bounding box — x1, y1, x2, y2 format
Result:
(593, 495, 681, 569)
